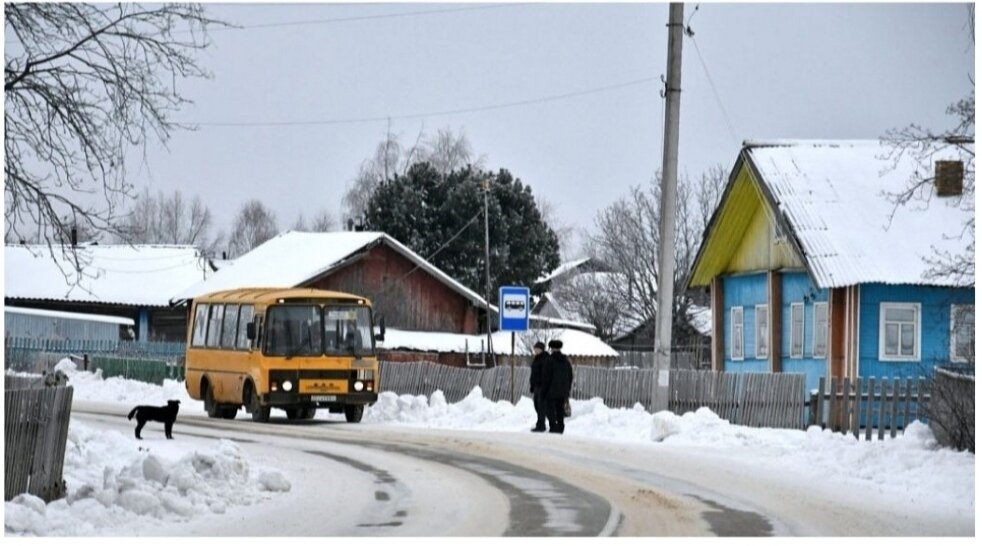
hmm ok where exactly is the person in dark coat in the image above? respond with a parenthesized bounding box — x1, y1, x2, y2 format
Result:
(541, 339, 574, 434)
(528, 341, 548, 432)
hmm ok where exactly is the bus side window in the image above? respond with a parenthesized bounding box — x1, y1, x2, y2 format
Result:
(191, 304, 209, 347)
(236, 305, 255, 350)
(206, 305, 224, 348)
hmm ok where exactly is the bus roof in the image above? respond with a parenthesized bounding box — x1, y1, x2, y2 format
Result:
(194, 287, 371, 306)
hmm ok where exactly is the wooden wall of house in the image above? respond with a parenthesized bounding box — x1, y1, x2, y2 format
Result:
(307, 244, 480, 334)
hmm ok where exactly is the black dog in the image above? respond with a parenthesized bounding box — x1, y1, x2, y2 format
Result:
(127, 400, 180, 440)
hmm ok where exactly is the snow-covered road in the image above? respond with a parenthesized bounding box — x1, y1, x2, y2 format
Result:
(69, 400, 972, 537)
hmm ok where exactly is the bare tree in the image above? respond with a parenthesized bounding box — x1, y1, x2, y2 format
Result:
(882, 7, 974, 287)
(538, 198, 577, 261)
(228, 200, 278, 257)
(4, 3, 222, 269)
(586, 167, 727, 342)
(118, 189, 223, 253)
(309, 209, 337, 232)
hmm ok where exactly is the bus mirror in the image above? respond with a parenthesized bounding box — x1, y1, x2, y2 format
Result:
(374, 317, 386, 342)
(246, 322, 256, 340)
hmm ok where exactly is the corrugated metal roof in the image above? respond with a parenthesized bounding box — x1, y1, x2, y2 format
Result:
(745, 140, 973, 288)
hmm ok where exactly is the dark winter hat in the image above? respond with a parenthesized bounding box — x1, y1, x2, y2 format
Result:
(548, 339, 563, 350)
(533, 341, 546, 350)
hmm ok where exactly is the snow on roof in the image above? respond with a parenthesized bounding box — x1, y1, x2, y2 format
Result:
(745, 140, 974, 288)
(534, 257, 591, 285)
(685, 305, 712, 337)
(173, 231, 489, 307)
(529, 314, 597, 333)
(4, 305, 135, 326)
(4, 244, 210, 308)
(378, 327, 618, 358)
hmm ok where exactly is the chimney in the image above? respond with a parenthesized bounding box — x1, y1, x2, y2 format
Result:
(935, 160, 964, 197)
(70, 226, 78, 247)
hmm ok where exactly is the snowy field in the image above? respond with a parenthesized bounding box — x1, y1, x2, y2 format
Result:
(4, 362, 975, 535)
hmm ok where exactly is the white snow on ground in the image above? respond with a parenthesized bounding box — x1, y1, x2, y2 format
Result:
(6, 360, 289, 536)
(365, 387, 975, 521)
(4, 422, 290, 536)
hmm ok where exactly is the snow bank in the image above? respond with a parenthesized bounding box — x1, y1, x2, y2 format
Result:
(4, 422, 290, 536)
(48, 358, 202, 412)
(366, 386, 975, 518)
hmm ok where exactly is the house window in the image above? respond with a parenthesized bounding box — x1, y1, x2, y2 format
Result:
(950, 304, 974, 363)
(191, 304, 209, 347)
(731, 307, 744, 360)
(813, 302, 828, 358)
(879, 303, 920, 361)
(755, 305, 769, 359)
(790, 302, 804, 359)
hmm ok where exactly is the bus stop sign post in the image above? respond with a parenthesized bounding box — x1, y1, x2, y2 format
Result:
(499, 286, 530, 404)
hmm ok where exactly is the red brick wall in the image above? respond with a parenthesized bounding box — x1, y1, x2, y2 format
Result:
(305, 243, 480, 334)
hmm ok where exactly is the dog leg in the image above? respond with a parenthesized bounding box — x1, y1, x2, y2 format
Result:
(135, 419, 145, 440)
(165, 420, 174, 440)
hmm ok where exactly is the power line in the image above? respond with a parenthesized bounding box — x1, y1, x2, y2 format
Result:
(188, 75, 661, 128)
(684, 5, 740, 147)
(221, 3, 527, 32)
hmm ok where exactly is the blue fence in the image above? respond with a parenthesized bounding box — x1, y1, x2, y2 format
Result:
(4, 337, 186, 373)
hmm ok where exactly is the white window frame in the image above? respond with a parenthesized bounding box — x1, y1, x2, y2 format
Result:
(790, 302, 804, 359)
(731, 307, 744, 361)
(813, 302, 828, 358)
(755, 304, 769, 359)
(950, 304, 974, 363)
(878, 302, 921, 362)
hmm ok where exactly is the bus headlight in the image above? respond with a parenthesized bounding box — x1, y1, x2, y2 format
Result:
(354, 381, 364, 392)
(282, 380, 293, 392)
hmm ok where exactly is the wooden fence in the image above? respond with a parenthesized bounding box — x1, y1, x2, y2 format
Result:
(91, 355, 185, 385)
(669, 370, 806, 428)
(809, 376, 931, 440)
(4, 337, 186, 374)
(4, 384, 74, 502)
(379, 361, 808, 429)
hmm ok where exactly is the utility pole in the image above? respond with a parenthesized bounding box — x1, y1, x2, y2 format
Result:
(482, 177, 496, 368)
(653, 2, 684, 411)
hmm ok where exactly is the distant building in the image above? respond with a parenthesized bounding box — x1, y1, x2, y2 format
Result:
(175, 231, 489, 334)
(4, 244, 214, 341)
(688, 140, 974, 393)
(4, 306, 134, 342)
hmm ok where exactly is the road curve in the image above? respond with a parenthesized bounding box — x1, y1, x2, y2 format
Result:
(71, 402, 970, 536)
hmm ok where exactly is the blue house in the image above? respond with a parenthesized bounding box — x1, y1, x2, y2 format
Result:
(688, 140, 974, 394)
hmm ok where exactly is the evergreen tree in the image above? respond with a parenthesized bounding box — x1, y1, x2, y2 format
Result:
(362, 163, 561, 302)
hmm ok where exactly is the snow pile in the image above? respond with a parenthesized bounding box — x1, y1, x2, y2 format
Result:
(5, 423, 290, 536)
(50, 358, 200, 411)
(367, 386, 975, 518)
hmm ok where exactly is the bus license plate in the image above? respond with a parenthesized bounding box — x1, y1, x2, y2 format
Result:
(311, 395, 337, 402)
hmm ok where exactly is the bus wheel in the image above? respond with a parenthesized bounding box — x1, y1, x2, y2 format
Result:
(343, 404, 364, 423)
(204, 382, 221, 419)
(244, 382, 270, 423)
(301, 407, 317, 420)
(221, 406, 238, 420)
(285, 408, 302, 420)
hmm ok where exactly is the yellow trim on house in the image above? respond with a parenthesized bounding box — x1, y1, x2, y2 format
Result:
(689, 161, 803, 287)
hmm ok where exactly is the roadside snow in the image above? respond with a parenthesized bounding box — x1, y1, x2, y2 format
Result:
(366, 386, 975, 520)
(49, 358, 201, 413)
(4, 422, 290, 536)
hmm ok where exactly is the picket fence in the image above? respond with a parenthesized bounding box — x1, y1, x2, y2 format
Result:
(4, 383, 74, 502)
(378, 361, 808, 429)
(809, 376, 931, 440)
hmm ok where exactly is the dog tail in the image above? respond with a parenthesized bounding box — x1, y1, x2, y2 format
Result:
(127, 407, 138, 420)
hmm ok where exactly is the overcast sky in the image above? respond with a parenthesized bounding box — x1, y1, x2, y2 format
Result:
(126, 2, 974, 255)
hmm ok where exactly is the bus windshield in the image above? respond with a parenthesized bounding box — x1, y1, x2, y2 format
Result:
(324, 306, 372, 357)
(265, 305, 323, 357)
(263, 304, 373, 357)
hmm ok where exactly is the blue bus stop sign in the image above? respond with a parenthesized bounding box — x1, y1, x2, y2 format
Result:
(498, 286, 530, 332)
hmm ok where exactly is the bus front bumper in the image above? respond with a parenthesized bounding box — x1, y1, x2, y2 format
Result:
(262, 391, 378, 407)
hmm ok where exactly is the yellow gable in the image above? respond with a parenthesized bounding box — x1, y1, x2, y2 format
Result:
(689, 160, 804, 287)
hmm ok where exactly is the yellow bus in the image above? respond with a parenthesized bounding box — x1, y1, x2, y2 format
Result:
(184, 288, 383, 423)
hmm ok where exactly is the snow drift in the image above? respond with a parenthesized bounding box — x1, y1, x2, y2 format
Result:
(4, 423, 290, 536)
